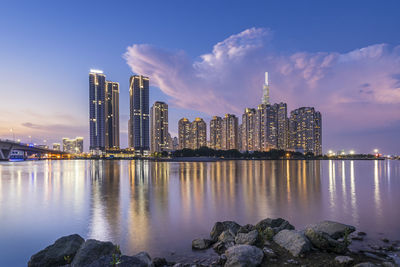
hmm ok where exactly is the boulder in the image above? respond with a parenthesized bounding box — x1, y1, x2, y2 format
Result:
(210, 221, 241, 241)
(213, 240, 235, 254)
(255, 218, 295, 233)
(235, 230, 259, 245)
(192, 238, 213, 250)
(87, 254, 152, 267)
(273, 230, 311, 257)
(218, 230, 235, 243)
(305, 228, 347, 253)
(28, 234, 84, 267)
(334, 255, 354, 265)
(262, 246, 276, 258)
(134, 252, 152, 266)
(152, 257, 168, 267)
(353, 263, 377, 267)
(224, 245, 264, 267)
(237, 224, 256, 234)
(71, 239, 117, 266)
(306, 220, 355, 239)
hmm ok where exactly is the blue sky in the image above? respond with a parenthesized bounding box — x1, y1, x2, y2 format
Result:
(0, 0, 399, 153)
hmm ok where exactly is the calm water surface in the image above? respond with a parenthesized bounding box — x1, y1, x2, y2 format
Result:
(0, 160, 399, 266)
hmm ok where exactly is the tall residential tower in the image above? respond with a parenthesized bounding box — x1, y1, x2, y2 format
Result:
(89, 70, 106, 153)
(105, 81, 120, 149)
(150, 101, 169, 152)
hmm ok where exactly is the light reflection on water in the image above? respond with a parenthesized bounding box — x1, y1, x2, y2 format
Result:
(0, 159, 399, 267)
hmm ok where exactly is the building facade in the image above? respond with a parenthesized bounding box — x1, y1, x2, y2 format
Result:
(221, 114, 238, 150)
(150, 101, 169, 152)
(129, 75, 150, 154)
(190, 118, 207, 149)
(209, 116, 222, 150)
(105, 81, 120, 149)
(289, 107, 322, 155)
(89, 70, 106, 153)
(178, 118, 191, 149)
(62, 137, 84, 154)
(52, 143, 61, 151)
(241, 108, 256, 151)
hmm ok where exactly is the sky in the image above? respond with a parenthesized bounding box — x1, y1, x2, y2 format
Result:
(0, 0, 399, 154)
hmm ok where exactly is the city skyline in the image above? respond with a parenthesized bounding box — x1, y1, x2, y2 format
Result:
(1, 1, 399, 154)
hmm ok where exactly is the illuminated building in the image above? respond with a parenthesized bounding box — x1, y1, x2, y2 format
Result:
(105, 81, 120, 149)
(262, 72, 270, 105)
(129, 75, 150, 154)
(276, 103, 288, 150)
(178, 118, 191, 149)
(89, 69, 106, 153)
(210, 116, 222, 150)
(289, 107, 322, 155)
(222, 114, 238, 150)
(254, 104, 267, 151)
(150, 101, 168, 152)
(172, 136, 178, 150)
(62, 137, 84, 154)
(241, 108, 256, 151)
(52, 143, 61, 151)
(190, 117, 207, 149)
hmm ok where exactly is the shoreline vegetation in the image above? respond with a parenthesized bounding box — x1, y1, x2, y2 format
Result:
(28, 218, 399, 267)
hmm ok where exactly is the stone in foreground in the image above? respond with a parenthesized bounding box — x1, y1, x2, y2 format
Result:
(353, 263, 377, 267)
(192, 238, 213, 250)
(255, 217, 295, 233)
(71, 239, 117, 266)
(273, 230, 311, 257)
(210, 221, 241, 241)
(87, 254, 151, 267)
(28, 234, 84, 267)
(224, 245, 264, 267)
(306, 220, 355, 239)
(305, 228, 347, 253)
(235, 230, 259, 245)
(334, 255, 354, 265)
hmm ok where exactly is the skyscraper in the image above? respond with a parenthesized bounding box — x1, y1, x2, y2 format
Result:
(210, 116, 222, 150)
(89, 70, 106, 153)
(190, 117, 207, 149)
(178, 118, 191, 149)
(129, 75, 150, 154)
(265, 104, 278, 150)
(289, 107, 322, 155)
(262, 72, 270, 105)
(150, 101, 168, 152)
(276, 103, 288, 150)
(105, 81, 120, 149)
(254, 104, 267, 151)
(222, 114, 239, 150)
(241, 108, 256, 151)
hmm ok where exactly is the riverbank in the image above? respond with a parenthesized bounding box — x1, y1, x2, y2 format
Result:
(28, 218, 399, 267)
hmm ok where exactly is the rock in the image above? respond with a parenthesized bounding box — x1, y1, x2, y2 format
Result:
(153, 257, 168, 267)
(210, 221, 241, 241)
(286, 259, 299, 265)
(71, 239, 117, 266)
(192, 238, 213, 250)
(255, 218, 294, 233)
(134, 252, 152, 266)
(382, 262, 396, 267)
(304, 228, 347, 253)
(352, 236, 364, 241)
(212, 240, 234, 254)
(218, 230, 235, 243)
(334, 255, 354, 264)
(358, 232, 367, 236)
(224, 245, 264, 267)
(353, 263, 377, 267)
(306, 220, 355, 239)
(262, 246, 276, 258)
(261, 227, 276, 241)
(363, 252, 386, 261)
(273, 230, 311, 257)
(28, 234, 85, 267)
(237, 224, 255, 234)
(87, 254, 152, 267)
(235, 230, 259, 245)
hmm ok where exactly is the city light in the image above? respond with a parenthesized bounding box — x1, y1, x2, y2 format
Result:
(90, 69, 103, 74)
(349, 150, 355, 155)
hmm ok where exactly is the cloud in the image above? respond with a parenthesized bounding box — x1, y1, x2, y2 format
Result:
(124, 27, 400, 151)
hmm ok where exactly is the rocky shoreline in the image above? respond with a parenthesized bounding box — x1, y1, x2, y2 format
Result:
(28, 218, 400, 267)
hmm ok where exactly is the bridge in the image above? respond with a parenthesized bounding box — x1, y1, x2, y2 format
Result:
(0, 139, 69, 160)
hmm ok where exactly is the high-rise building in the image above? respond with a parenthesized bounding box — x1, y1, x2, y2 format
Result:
(105, 81, 120, 149)
(62, 137, 84, 154)
(190, 117, 207, 149)
(262, 72, 270, 105)
(150, 101, 168, 152)
(178, 118, 191, 149)
(254, 104, 267, 151)
(289, 107, 322, 155)
(89, 70, 106, 153)
(129, 75, 150, 154)
(276, 103, 288, 150)
(52, 143, 61, 151)
(209, 116, 222, 150)
(222, 114, 239, 150)
(241, 108, 256, 151)
(265, 104, 278, 150)
(172, 136, 179, 150)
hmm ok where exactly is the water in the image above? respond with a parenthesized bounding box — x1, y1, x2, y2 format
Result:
(0, 159, 399, 266)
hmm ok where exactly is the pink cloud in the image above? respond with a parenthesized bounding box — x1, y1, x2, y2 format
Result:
(124, 27, 400, 141)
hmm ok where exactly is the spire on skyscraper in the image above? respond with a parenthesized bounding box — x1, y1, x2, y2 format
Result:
(262, 72, 270, 105)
